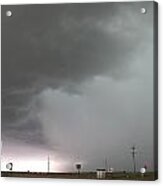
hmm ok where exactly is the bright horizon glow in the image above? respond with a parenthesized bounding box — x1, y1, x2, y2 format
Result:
(1, 142, 71, 172)
(1, 157, 69, 172)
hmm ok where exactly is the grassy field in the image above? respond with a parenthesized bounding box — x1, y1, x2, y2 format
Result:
(1, 171, 157, 180)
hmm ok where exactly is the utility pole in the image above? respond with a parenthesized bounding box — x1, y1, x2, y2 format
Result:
(48, 155, 50, 173)
(131, 146, 136, 173)
(105, 157, 108, 172)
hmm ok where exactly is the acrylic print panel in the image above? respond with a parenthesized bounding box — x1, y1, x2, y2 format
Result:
(1, 1, 158, 180)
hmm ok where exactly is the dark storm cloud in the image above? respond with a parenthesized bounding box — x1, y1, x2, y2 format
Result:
(2, 2, 152, 90)
(1, 1, 154, 166)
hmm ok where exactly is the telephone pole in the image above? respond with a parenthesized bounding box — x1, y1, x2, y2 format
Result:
(105, 157, 108, 172)
(47, 155, 50, 173)
(131, 146, 136, 173)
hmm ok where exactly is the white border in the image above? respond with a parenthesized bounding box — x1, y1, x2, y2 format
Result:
(0, 0, 162, 186)
(0, 0, 156, 4)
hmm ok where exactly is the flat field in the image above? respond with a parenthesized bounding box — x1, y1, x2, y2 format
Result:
(1, 171, 157, 181)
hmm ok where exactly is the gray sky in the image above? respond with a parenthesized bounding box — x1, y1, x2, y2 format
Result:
(1, 1, 155, 172)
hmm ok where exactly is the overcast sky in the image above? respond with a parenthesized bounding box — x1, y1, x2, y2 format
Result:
(1, 1, 155, 172)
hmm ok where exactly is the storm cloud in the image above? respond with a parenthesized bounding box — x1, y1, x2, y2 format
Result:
(1, 1, 155, 171)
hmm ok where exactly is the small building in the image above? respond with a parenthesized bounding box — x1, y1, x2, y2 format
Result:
(96, 169, 106, 179)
